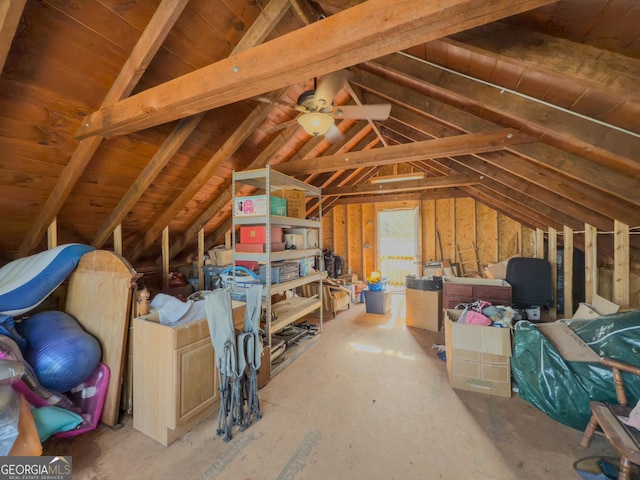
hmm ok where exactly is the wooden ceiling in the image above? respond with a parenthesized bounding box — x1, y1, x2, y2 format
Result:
(0, 0, 638, 267)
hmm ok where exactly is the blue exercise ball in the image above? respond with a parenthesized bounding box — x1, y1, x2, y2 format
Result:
(16, 311, 102, 393)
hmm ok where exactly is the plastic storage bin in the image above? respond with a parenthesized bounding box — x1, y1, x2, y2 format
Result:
(367, 278, 388, 291)
(363, 290, 392, 314)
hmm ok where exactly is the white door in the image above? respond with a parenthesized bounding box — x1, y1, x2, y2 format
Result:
(377, 208, 419, 286)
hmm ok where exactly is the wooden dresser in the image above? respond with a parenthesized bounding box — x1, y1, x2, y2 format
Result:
(132, 303, 245, 446)
(442, 277, 512, 309)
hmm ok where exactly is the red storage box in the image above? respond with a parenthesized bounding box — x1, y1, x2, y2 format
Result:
(239, 226, 283, 244)
(236, 242, 286, 253)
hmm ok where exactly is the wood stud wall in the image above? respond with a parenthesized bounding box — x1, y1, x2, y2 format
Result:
(323, 199, 639, 312)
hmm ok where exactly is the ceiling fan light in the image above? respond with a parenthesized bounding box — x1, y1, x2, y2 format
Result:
(297, 112, 334, 136)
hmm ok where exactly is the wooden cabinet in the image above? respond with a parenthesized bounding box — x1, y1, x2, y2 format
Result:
(442, 277, 512, 309)
(406, 289, 442, 332)
(133, 303, 245, 446)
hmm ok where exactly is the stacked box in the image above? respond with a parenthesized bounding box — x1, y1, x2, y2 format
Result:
(236, 242, 285, 253)
(283, 228, 319, 249)
(234, 195, 286, 216)
(239, 226, 283, 244)
(444, 309, 512, 398)
(208, 247, 233, 266)
(259, 262, 300, 284)
(274, 189, 307, 218)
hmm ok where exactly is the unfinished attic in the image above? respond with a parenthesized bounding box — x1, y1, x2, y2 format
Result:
(1, 0, 640, 478)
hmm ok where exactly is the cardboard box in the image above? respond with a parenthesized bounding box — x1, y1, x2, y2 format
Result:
(339, 273, 358, 284)
(239, 226, 283, 244)
(208, 247, 233, 266)
(444, 309, 512, 398)
(235, 242, 286, 253)
(406, 289, 442, 332)
(273, 189, 306, 218)
(571, 293, 620, 320)
(234, 195, 286, 216)
(484, 256, 520, 280)
(283, 228, 319, 249)
(537, 322, 600, 363)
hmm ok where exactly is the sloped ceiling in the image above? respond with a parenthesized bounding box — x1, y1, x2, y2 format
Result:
(0, 0, 638, 267)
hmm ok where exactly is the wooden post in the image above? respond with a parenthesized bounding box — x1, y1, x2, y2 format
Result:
(563, 226, 574, 317)
(162, 227, 170, 292)
(535, 228, 544, 259)
(584, 224, 598, 305)
(198, 228, 205, 291)
(114, 224, 122, 256)
(137, 288, 150, 316)
(47, 217, 57, 250)
(548, 227, 557, 319)
(613, 220, 630, 308)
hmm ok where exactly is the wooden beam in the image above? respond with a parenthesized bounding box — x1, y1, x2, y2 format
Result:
(0, 0, 26, 74)
(18, 0, 190, 256)
(353, 64, 640, 210)
(535, 228, 544, 259)
(130, 94, 285, 261)
(446, 23, 640, 106)
(322, 174, 482, 196)
(114, 224, 122, 256)
(75, 0, 556, 139)
(548, 227, 558, 319)
(332, 189, 467, 205)
(162, 227, 170, 292)
(371, 53, 638, 173)
(92, 114, 203, 248)
(564, 226, 574, 317)
(198, 228, 205, 291)
(613, 220, 630, 308)
(47, 218, 57, 250)
(584, 223, 598, 305)
(275, 129, 528, 175)
(449, 155, 614, 231)
(130, 0, 295, 261)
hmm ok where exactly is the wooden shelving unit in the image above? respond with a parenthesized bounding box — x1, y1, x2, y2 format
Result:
(232, 166, 323, 377)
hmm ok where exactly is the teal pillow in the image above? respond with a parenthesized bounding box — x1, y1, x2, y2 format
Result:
(31, 406, 83, 442)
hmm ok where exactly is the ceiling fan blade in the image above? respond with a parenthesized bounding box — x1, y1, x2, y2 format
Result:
(331, 104, 391, 120)
(312, 70, 353, 109)
(323, 124, 344, 143)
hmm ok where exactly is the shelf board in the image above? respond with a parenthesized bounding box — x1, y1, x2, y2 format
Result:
(271, 333, 321, 378)
(233, 167, 321, 196)
(267, 272, 322, 293)
(235, 249, 321, 263)
(271, 295, 322, 333)
(233, 215, 320, 228)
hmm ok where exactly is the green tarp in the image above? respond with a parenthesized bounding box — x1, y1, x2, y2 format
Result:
(511, 310, 640, 431)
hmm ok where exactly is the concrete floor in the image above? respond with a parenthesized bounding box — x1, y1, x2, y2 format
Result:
(52, 293, 616, 479)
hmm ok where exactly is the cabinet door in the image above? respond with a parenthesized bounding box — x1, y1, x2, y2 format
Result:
(175, 337, 218, 424)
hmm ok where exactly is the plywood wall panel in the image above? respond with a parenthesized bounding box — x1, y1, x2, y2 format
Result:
(498, 214, 521, 260)
(435, 198, 455, 262)
(476, 202, 498, 265)
(333, 205, 348, 260)
(360, 203, 375, 280)
(347, 204, 363, 277)
(521, 226, 535, 257)
(422, 199, 437, 263)
(454, 197, 476, 257)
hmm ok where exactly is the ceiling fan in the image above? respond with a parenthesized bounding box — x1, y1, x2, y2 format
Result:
(258, 70, 392, 142)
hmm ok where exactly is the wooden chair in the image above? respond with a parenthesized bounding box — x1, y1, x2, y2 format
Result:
(581, 357, 640, 480)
